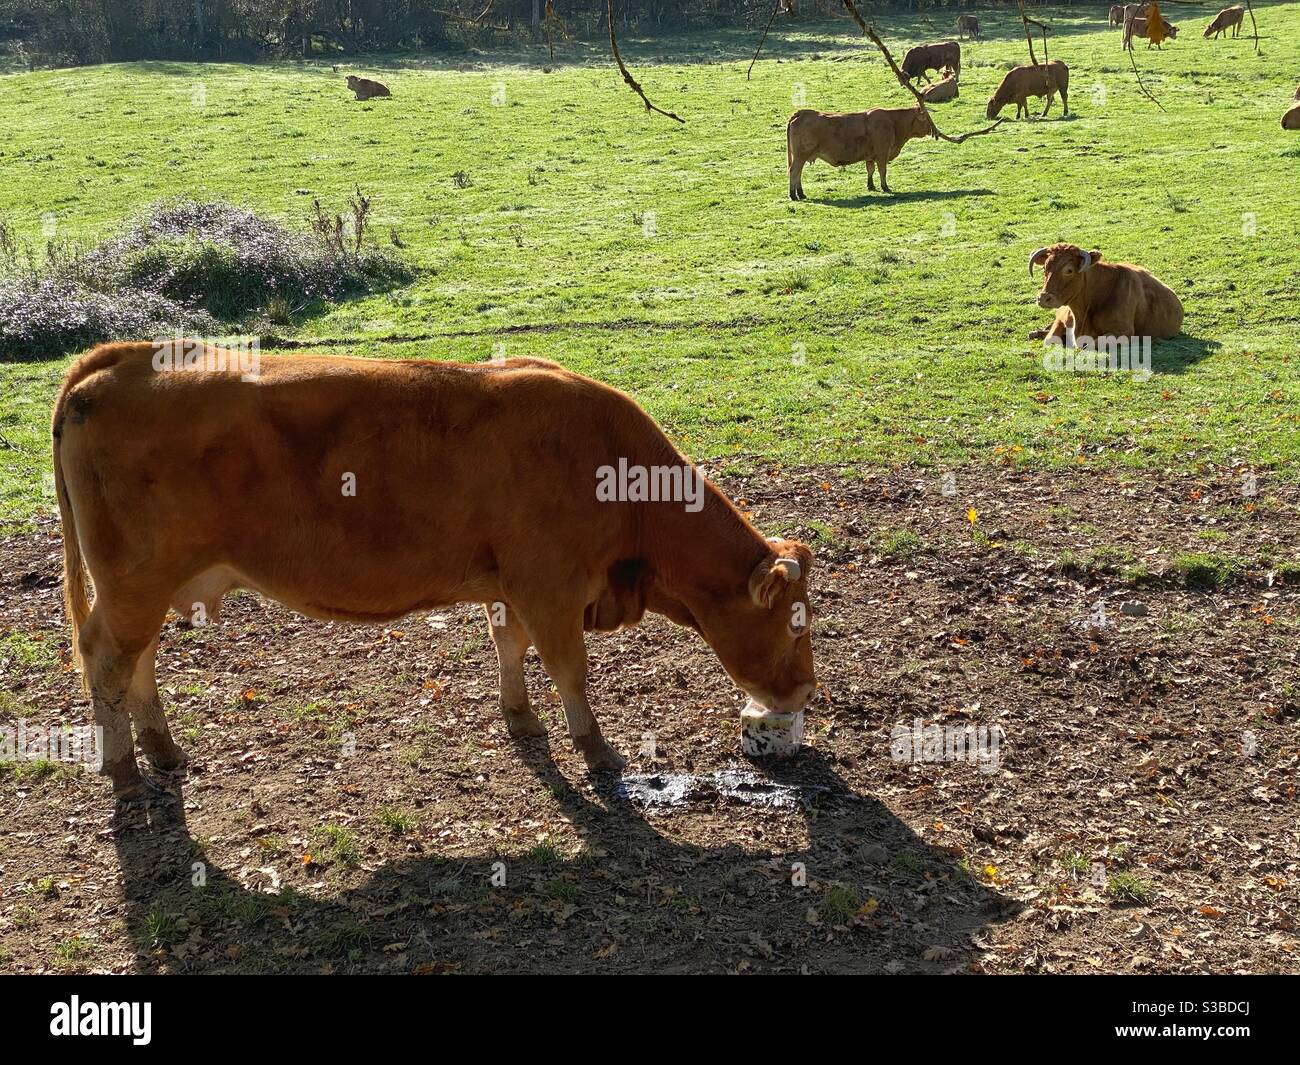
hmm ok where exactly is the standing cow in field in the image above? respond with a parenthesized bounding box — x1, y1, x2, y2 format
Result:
(51, 344, 818, 798)
(899, 41, 961, 85)
(1124, 15, 1178, 49)
(1203, 5, 1245, 38)
(787, 105, 934, 198)
(986, 61, 1070, 120)
(956, 14, 980, 39)
(1109, 5, 1126, 27)
(1027, 243, 1184, 344)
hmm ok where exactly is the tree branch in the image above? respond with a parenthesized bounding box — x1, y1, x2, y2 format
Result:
(844, 9, 1005, 145)
(748, 0, 783, 82)
(607, 0, 683, 122)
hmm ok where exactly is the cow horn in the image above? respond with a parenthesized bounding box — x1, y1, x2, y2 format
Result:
(773, 557, 801, 582)
(1028, 247, 1049, 277)
(1079, 250, 1092, 271)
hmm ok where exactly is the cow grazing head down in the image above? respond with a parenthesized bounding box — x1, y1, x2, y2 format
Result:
(1030, 243, 1101, 309)
(676, 538, 816, 717)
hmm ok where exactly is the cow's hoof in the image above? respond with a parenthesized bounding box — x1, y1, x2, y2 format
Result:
(503, 708, 547, 738)
(139, 731, 188, 771)
(576, 738, 626, 774)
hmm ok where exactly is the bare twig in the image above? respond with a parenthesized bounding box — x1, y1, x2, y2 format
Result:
(431, 0, 495, 25)
(847, 12, 1004, 145)
(1017, 0, 1051, 65)
(607, 0, 684, 122)
(748, 0, 783, 82)
(1127, 38, 1166, 111)
(1243, 0, 1261, 54)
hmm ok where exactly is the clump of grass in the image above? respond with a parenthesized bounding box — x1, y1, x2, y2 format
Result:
(819, 883, 859, 926)
(1108, 872, 1153, 904)
(309, 825, 361, 868)
(879, 528, 921, 559)
(1170, 552, 1244, 589)
(374, 806, 417, 837)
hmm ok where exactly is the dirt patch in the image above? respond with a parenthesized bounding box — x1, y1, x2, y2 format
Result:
(1, 464, 1297, 974)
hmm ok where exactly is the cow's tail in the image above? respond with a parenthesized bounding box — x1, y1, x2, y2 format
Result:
(51, 346, 121, 685)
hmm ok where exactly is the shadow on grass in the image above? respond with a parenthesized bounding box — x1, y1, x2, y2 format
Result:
(812, 187, 994, 208)
(1152, 333, 1220, 373)
(111, 740, 1016, 974)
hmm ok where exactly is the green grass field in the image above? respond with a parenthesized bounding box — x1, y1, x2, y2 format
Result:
(2, 5, 1298, 527)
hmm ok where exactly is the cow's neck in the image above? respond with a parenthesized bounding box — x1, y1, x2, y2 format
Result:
(1072, 264, 1117, 331)
(641, 474, 768, 599)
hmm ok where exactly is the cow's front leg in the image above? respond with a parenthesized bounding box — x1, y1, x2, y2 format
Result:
(1030, 307, 1071, 342)
(527, 615, 625, 773)
(878, 160, 891, 194)
(484, 603, 546, 738)
(866, 161, 876, 191)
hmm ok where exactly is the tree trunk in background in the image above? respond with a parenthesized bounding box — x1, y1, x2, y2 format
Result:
(532, 0, 541, 28)
(194, 0, 205, 54)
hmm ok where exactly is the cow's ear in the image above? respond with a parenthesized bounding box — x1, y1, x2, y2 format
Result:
(1088, 250, 1103, 265)
(749, 545, 807, 609)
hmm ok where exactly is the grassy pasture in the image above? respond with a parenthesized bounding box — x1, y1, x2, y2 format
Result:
(1, 5, 1298, 526)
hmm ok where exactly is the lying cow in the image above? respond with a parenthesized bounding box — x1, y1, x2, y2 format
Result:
(1027, 243, 1184, 345)
(1124, 16, 1178, 49)
(787, 104, 933, 198)
(1284, 101, 1300, 130)
(346, 74, 391, 100)
(1204, 5, 1245, 38)
(52, 344, 817, 798)
(921, 67, 959, 104)
(986, 61, 1070, 120)
(956, 14, 980, 39)
(899, 40, 961, 84)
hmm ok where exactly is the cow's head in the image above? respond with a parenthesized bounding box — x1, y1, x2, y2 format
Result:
(1167, 23, 1179, 38)
(668, 539, 816, 716)
(909, 105, 935, 139)
(985, 91, 1005, 121)
(1029, 243, 1101, 309)
(345, 75, 360, 88)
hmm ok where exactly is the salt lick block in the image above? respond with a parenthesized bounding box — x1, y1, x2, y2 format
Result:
(740, 700, 804, 758)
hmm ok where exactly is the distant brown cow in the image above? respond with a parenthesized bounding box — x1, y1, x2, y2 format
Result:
(986, 61, 1070, 120)
(787, 105, 933, 198)
(1028, 244, 1184, 344)
(921, 68, 959, 104)
(51, 344, 818, 797)
(956, 14, 980, 39)
(899, 40, 961, 84)
(1283, 101, 1300, 130)
(346, 74, 391, 100)
(1204, 5, 1245, 38)
(1124, 16, 1178, 49)
(1109, 5, 1125, 27)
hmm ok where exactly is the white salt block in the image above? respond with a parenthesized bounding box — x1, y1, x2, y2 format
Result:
(740, 701, 804, 758)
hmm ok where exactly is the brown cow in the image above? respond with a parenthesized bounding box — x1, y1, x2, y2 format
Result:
(986, 61, 1070, 120)
(1109, 5, 1126, 27)
(51, 344, 817, 798)
(1027, 243, 1184, 344)
(346, 74, 391, 100)
(955, 14, 980, 39)
(921, 68, 959, 104)
(1283, 101, 1300, 130)
(1124, 16, 1178, 49)
(787, 105, 933, 198)
(899, 41, 961, 85)
(1204, 5, 1245, 38)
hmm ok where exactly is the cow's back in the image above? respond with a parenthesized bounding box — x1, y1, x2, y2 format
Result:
(56, 346, 667, 617)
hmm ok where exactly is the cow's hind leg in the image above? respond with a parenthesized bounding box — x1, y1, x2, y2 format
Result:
(484, 603, 546, 738)
(1041, 92, 1054, 118)
(78, 597, 167, 800)
(126, 636, 185, 771)
(866, 161, 876, 192)
(522, 612, 624, 773)
(878, 160, 891, 194)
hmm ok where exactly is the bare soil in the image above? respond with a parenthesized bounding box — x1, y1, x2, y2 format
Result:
(1, 464, 1297, 974)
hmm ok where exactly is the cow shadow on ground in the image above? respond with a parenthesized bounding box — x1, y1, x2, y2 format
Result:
(814, 187, 993, 209)
(1151, 334, 1220, 374)
(110, 741, 1017, 974)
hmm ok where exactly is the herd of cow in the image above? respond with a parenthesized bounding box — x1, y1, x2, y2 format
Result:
(787, 5, 1298, 202)
(43, 9, 1292, 803)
